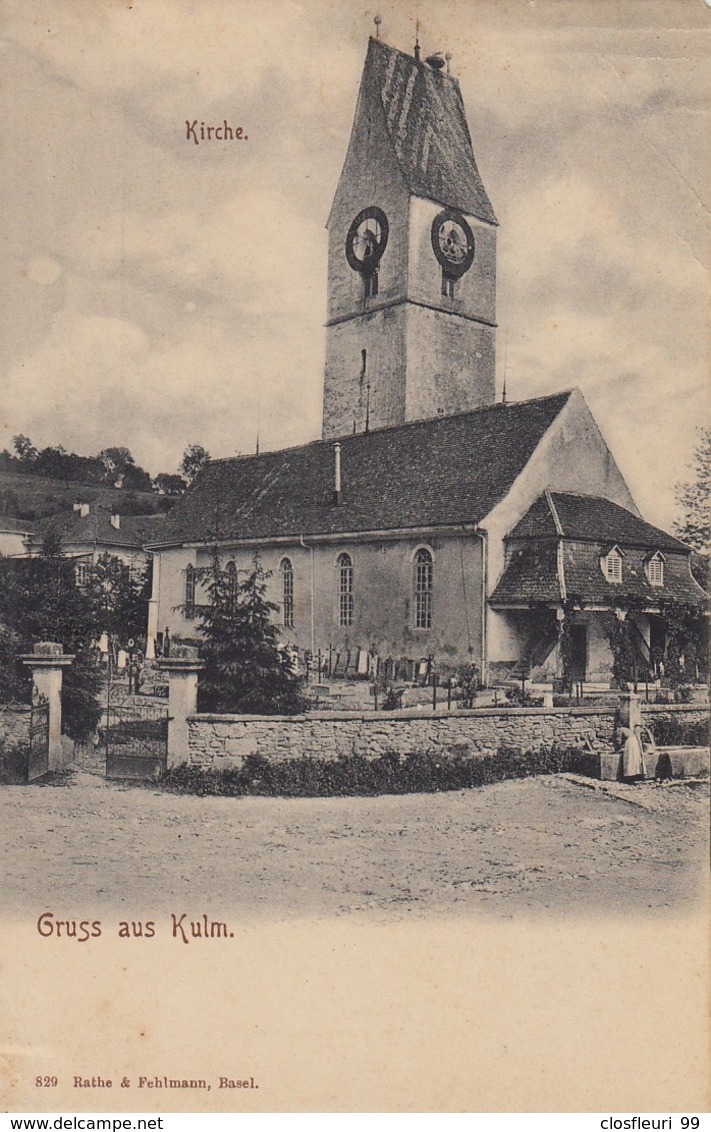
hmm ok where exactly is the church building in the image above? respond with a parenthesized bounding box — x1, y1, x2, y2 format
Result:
(146, 34, 705, 685)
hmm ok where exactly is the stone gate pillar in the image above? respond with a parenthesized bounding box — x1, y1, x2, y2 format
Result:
(21, 642, 75, 770)
(157, 652, 203, 768)
(618, 691, 642, 733)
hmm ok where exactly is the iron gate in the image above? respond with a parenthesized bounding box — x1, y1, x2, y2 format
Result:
(28, 688, 50, 782)
(104, 679, 169, 781)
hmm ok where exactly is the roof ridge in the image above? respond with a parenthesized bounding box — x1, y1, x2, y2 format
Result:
(544, 489, 564, 537)
(208, 390, 575, 467)
(368, 35, 459, 86)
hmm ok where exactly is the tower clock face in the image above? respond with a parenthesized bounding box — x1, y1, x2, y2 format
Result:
(345, 207, 389, 272)
(431, 210, 475, 277)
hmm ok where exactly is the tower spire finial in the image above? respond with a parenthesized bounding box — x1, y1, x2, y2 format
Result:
(414, 20, 421, 61)
(374, 14, 382, 39)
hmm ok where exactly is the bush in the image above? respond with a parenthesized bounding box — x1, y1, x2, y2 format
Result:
(61, 645, 103, 741)
(647, 716, 710, 748)
(455, 663, 481, 709)
(503, 686, 544, 708)
(674, 686, 694, 704)
(0, 624, 26, 703)
(0, 743, 29, 784)
(160, 745, 597, 799)
(654, 686, 699, 706)
(381, 686, 404, 711)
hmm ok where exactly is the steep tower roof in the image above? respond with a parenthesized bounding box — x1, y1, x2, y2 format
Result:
(353, 36, 497, 224)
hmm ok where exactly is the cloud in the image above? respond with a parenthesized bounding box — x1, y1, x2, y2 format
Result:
(1, 299, 324, 474)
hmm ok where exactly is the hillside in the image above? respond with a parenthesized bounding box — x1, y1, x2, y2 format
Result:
(0, 468, 168, 522)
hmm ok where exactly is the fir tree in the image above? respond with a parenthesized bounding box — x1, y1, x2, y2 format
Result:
(674, 427, 710, 591)
(674, 427, 711, 554)
(195, 550, 307, 715)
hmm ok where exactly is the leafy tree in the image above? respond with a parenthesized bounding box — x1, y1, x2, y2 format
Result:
(35, 445, 72, 484)
(98, 446, 135, 483)
(118, 491, 161, 516)
(84, 553, 149, 645)
(0, 532, 102, 739)
(13, 434, 38, 463)
(122, 464, 153, 492)
(658, 600, 707, 686)
(0, 623, 23, 703)
(195, 550, 307, 715)
(0, 489, 19, 516)
(154, 473, 187, 496)
(180, 443, 210, 483)
(675, 427, 710, 554)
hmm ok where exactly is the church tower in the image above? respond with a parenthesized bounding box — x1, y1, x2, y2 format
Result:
(322, 35, 498, 440)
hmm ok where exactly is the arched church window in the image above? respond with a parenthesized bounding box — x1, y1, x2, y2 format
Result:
(337, 553, 353, 627)
(414, 548, 433, 629)
(184, 563, 196, 620)
(281, 558, 294, 628)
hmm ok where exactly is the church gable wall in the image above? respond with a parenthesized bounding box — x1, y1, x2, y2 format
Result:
(484, 389, 638, 591)
(484, 390, 640, 665)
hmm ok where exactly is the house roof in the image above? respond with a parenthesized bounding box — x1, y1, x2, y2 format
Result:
(561, 543, 704, 607)
(491, 495, 706, 609)
(508, 492, 690, 552)
(489, 543, 562, 606)
(152, 391, 574, 547)
(36, 507, 165, 551)
(490, 541, 705, 608)
(0, 517, 34, 534)
(361, 37, 497, 224)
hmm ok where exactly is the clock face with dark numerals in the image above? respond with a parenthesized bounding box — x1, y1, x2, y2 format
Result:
(345, 207, 389, 272)
(431, 209, 475, 277)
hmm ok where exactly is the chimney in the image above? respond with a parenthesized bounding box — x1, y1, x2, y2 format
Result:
(78, 502, 90, 518)
(110, 512, 120, 530)
(332, 442, 342, 506)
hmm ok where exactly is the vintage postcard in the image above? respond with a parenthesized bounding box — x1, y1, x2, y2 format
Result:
(0, 0, 709, 1115)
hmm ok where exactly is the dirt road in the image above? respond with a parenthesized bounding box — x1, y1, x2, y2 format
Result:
(1, 771, 708, 919)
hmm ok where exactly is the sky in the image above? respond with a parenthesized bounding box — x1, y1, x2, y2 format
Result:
(0, 0, 708, 532)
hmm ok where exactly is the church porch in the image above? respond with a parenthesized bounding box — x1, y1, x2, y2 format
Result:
(487, 600, 707, 696)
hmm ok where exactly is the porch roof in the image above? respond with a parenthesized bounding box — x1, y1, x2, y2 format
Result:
(490, 540, 706, 609)
(489, 542, 562, 606)
(508, 492, 689, 552)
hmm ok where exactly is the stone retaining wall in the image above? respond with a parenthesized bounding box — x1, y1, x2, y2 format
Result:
(0, 704, 30, 751)
(185, 702, 708, 769)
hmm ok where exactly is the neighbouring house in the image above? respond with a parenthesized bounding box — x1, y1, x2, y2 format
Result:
(0, 517, 34, 559)
(145, 34, 706, 685)
(31, 500, 165, 588)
